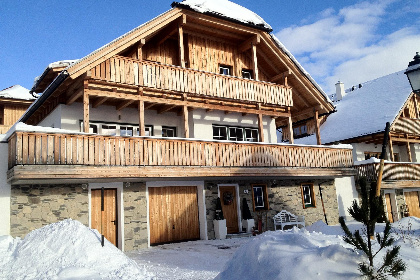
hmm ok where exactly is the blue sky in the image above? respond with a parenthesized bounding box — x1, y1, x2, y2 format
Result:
(1, 0, 419, 95)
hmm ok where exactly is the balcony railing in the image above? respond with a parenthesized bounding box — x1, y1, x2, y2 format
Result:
(8, 132, 352, 170)
(90, 55, 293, 107)
(356, 161, 420, 181)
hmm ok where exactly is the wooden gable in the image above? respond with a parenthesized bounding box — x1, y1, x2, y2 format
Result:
(391, 92, 420, 136)
(26, 5, 333, 128)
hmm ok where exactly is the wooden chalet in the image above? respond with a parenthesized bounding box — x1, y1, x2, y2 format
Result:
(2, 0, 355, 250)
(0, 85, 34, 134)
(296, 70, 420, 222)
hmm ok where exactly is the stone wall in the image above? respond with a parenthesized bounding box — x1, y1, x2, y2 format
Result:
(205, 179, 338, 238)
(123, 182, 148, 250)
(10, 184, 88, 237)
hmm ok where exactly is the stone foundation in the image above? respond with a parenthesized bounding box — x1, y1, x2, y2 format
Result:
(123, 182, 148, 250)
(10, 184, 88, 237)
(205, 179, 338, 238)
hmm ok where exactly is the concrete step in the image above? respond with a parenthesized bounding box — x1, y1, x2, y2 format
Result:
(226, 232, 252, 239)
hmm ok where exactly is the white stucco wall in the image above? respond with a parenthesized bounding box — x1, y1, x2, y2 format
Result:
(352, 142, 410, 162)
(335, 176, 358, 220)
(44, 103, 278, 143)
(411, 143, 420, 162)
(0, 141, 11, 235)
(38, 105, 62, 128)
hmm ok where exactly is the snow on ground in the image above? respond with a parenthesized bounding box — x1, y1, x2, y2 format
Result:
(1, 218, 420, 279)
(0, 219, 151, 280)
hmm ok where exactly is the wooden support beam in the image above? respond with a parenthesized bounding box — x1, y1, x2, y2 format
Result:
(314, 110, 321, 145)
(271, 69, 292, 84)
(178, 15, 186, 68)
(138, 100, 145, 136)
(251, 43, 258, 81)
(389, 137, 394, 161)
(83, 85, 89, 133)
(288, 115, 294, 144)
(66, 89, 83, 105)
(158, 104, 177, 114)
(414, 95, 420, 119)
(92, 97, 108, 108)
(292, 105, 323, 120)
(406, 141, 412, 162)
(145, 103, 155, 110)
(158, 15, 186, 45)
(116, 99, 135, 111)
(258, 113, 264, 142)
(137, 38, 145, 60)
(183, 105, 189, 138)
(239, 34, 260, 53)
(184, 22, 245, 41)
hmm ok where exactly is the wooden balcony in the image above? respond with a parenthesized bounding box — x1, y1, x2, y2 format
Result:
(356, 161, 420, 182)
(90, 56, 293, 107)
(7, 131, 354, 184)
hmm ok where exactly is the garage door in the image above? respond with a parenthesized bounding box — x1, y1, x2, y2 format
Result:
(405, 191, 420, 218)
(149, 186, 200, 245)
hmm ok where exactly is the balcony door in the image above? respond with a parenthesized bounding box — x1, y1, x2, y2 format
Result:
(219, 185, 239, 233)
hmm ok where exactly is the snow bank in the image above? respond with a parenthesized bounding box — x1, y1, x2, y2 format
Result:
(0, 219, 152, 280)
(216, 218, 420, 280)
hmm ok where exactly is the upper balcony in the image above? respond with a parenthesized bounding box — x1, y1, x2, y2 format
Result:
(90, 55, 293, 107)
(7, 130, 354, 184)
(355, 159, 420, 184)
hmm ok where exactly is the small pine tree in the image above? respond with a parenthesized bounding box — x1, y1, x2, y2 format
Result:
(339, 177, 406, 279)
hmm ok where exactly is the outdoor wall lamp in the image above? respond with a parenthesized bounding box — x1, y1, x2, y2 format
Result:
(405, 52, 420, 93)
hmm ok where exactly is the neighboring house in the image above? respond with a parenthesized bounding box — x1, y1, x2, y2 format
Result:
(0, 85, 34, 133)
(1, 0, 354, 250)
(295, 70, 420, 222)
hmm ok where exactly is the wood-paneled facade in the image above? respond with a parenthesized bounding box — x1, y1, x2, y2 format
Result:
(4, 2, 355, 250)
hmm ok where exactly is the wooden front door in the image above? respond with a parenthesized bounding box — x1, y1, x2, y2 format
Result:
(385, 193, 394, 223)
(405, 191, 420, 218)
(149, 186, 200, 245)
(219, 185, 239, 233)
(91, 188, 118, 247)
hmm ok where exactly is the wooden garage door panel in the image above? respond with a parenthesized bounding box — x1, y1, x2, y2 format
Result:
(405, 191, 420, 218)
(385, 194, 394, 223)
(91, 189, 118, 246)
(149, 186, 199, 245)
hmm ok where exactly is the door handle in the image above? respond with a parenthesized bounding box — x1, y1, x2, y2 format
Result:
(173, 225, 175, 230)
(111, 220, 117, 225)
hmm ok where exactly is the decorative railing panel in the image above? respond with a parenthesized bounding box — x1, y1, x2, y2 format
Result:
(8, 132, 353, 170)
(90, 56, 293, 107)
(355, 162, 420, 181)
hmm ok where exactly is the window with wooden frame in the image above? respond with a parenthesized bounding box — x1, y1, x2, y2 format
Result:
(364, 152, 382, 160)
(301, 183, 316, 208)
(162, 126, 177, 137)
(212, 124, 258, 142)
(252, 184, 269, 211)
(219, 65, 232, 76)
(293, 124, 308, 138)
(241, 69, 253, 79)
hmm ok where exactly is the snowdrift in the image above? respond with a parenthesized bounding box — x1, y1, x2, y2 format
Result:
(0, 219, 151, 280)
(215, 217, 420, 280)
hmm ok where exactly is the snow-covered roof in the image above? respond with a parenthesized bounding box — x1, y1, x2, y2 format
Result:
(173, 0, 272, 31)
(0, 85, 34, 101)
(31, 60, 79, 92)
(296, 70, 413, 145)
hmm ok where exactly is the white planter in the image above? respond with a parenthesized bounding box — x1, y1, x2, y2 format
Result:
(242, 219, 255, 233)
(213, 219, 227, 239)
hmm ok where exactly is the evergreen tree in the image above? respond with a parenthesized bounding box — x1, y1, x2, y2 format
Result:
(339, 177, 406, 279)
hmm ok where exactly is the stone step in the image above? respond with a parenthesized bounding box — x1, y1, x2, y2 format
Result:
(226, 232, 252, 239)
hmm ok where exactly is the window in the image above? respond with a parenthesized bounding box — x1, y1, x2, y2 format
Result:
(219, 65, 232, 76)
(213, 125, 228, 140)
(244, 128, 258, 142)
(364, 152, 382, 160)
(120, 126, 134, 136)
(293, 124, 308, 138)
(301, 184, 316, 208)
(137, 125, 153, 136)
(229, 127, 244, 141)
(101, 125, 117, 136)
(89, 124, 98, 134)
(212, 124, 259, 142)
(162, 126, 177, 137)
(242, 69, 253, 79)
(252, 184, 269, 211)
